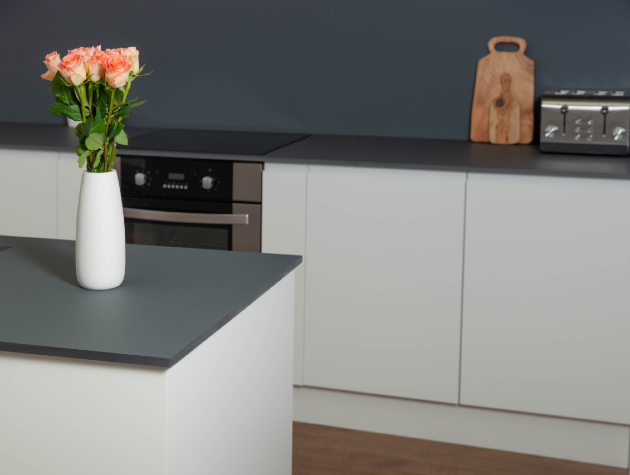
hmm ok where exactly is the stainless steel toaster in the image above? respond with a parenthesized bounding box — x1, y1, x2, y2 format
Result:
(540, 90, 630, 155)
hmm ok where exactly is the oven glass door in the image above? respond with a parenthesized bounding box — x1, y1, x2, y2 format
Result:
(123, 204, 261, 252)
(125, 219, 232, 250)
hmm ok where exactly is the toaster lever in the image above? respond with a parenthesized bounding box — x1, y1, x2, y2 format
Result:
(560, 105, 568, 134)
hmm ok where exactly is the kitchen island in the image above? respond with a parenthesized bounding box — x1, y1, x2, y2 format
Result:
(0, 236, 301, 475)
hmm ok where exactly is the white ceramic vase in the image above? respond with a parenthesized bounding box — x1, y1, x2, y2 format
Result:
(75, 170, 126, 290)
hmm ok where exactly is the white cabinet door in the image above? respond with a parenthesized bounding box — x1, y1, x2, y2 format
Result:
(461, 173, 630, 424)
(262, 164, 308, 385)
(304, 166, 466, 403)
(0, 149, 57, 239)
(57, 153, 84, 240)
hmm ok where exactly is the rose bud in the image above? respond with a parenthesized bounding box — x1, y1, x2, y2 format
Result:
(41, 51, 61, 81)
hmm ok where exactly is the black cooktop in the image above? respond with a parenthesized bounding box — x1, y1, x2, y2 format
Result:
(123, 129, 309, 155)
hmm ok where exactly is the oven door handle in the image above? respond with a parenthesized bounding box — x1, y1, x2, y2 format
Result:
(123, 208, 249, 225)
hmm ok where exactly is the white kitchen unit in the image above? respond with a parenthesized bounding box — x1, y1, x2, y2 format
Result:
(461, 173, 630, 424)
(261, 163, 308, 385)
(304, 166, 466, 403)
(57, 152, 84, 240)
(0, 149, 57, 239)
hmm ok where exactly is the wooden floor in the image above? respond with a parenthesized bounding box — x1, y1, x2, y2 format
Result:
(293, 422, 627, 475)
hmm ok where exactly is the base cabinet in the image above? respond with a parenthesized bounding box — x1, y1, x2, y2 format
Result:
(303, 166, 466, 403)
(461, 173, 630, 424)
(0, 149, 57, 239)
(261, 164, 308, 385)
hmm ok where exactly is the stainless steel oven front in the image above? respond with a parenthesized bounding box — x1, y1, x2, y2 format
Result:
(118, 156, 262, 252)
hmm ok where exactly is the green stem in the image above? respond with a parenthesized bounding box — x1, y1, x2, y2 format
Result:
(106, 140, 117, 173)
(122, 81, 131, 102)
(116, 82, 133, 124)
(78, 86, 87, 124)
(105, 89, 115, 132)
(103, 90, 117, 173)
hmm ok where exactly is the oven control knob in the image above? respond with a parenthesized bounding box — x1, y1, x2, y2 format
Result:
(202, 176, 215, 190)
(134, 172, 147, 186)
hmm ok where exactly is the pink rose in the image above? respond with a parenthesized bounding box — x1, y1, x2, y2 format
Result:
(105, 47, 139, 74)
(41, 51, 61, 81)
(58, 52, 87, 86)
(84, 45, 102, 56)
(104, 54, 133, 88)
(87, 49, 109, 82)
(121, 47, 140, 74)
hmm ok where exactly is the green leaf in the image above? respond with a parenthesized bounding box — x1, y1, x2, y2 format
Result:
(133, 69, 152, 78)
(63, 104, 84, 121)
(72, 86, 82, 104)
(98, 104, 107, 123)
(85, 132, 106, 151)
(91, 122, 106, 135)
(72, 124, 85, 138)
(131, 100, 146, 109)
(48, 103, 66, 117)
(114, 89, 124, 106)
(76, 144, 88, 156)
(115, 103, 131, 118)
(77, 150, 90, 168)
(95, 101, 103, 123)
(116, 129, 129, 146)
(83, 116, 93, 136)
(51, 72, 77, 105)
(107, 122, 125, 142)
(92, 149, 103, 169)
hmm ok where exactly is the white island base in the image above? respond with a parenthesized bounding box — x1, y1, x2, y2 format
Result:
(0, 273, 295, 475)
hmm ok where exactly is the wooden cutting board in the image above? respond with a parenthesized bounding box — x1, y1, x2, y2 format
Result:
(470, 36, 535, 144)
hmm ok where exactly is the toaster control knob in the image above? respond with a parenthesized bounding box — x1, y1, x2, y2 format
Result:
(544, 125, 559, 138)
(613, 127, 626, 141)
(134, 172, 147, 186)
(201, 176, 215, 190)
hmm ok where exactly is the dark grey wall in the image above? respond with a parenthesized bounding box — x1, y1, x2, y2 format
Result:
(1, 0, 629, 140)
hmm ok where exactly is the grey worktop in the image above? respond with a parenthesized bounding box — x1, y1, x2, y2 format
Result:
(2, 121, 630, 179)
(0, 236, 301, 368)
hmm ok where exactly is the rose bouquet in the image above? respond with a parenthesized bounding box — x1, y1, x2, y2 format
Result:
(41, 46, 148, 173)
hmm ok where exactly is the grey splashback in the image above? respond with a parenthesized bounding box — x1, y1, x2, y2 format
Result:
(2, 0, 629, 141)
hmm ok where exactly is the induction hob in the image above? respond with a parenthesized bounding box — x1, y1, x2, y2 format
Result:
(122, 129, 309, 156)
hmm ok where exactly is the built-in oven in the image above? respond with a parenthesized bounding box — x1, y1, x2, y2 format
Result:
(118, 156, 262, 252)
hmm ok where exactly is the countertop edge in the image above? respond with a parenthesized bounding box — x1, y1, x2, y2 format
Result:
(261, 156, 630, 180)
(0, 341, 171, 368)
(113, 148, 630, 180)
(166, 255, 302, 368)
